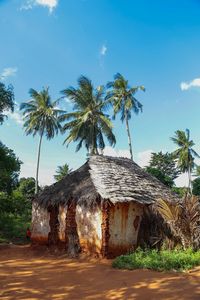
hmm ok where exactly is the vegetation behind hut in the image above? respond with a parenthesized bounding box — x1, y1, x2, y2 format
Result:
(138, 196, 200, 251)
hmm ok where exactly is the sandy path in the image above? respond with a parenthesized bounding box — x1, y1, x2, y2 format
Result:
(0, 245, 200, 300)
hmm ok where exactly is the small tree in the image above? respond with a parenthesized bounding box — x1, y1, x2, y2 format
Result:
(54, 164, 72, 181)
(171, 129, 199, 194)
(157, 197, 200, 250)
(148, 151, 180, 181)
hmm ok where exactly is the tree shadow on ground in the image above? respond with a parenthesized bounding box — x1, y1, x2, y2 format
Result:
(0, 245, 200, 300)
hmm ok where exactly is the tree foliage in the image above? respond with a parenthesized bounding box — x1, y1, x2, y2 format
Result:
(172, 186, 188, 198)
(0, 141, 22, 193)
(145, 166, 174, 187)
(61, 76, 116, 154)
(0, 82, 14, 125)
(148, 151, 180, 180)
(54, 163, 72, 182)
(192, 178, 200, 196)
(18, 177, 37, 199)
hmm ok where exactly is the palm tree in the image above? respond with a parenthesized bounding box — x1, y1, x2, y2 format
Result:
(194, 165, 200, 177)
(171, 129, 199, 194)
(20, 87, 64, 194)
(106, 73, 145, 160)
(54, 163, 72, 181)
(61, 76, 116, 155)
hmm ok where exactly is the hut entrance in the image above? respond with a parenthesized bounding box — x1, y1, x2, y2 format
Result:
(48, 205, 59, 246)
(65, 201, 80, 257)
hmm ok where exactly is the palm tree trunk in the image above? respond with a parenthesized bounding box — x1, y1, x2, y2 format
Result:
(188, 166, 192, 195)
(35, 131, 44, 194)
(125, 111, 133, 160)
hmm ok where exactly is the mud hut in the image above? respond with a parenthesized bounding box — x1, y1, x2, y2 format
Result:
(31, 155, 177, 258)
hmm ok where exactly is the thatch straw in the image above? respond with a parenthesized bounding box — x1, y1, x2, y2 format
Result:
(36, 155, 179, 208)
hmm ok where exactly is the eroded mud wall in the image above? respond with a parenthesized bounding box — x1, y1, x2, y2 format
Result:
(65, 201, 80, 256)
(48, 206, 59, 245)
(108, 202, 143, 257)
(101, 201, 110, 257)
(31, 201, 50, 244)
(76, 204, 102, 254)
(58, 205, 68, 242)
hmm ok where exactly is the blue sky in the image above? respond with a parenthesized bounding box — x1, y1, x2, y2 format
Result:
(0, 0, 200, 186)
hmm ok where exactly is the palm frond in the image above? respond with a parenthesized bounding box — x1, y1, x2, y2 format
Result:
(20, 87, 64, 140)
(61, 76, 115, 153)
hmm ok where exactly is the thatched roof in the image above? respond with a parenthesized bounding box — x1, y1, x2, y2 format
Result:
(36, 155, 178, 208)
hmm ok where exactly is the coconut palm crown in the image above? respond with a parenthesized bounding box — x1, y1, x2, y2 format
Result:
(54, 163, 72, 182)
(20, 87, 64, 194)
(61, 76, 116, 155)
(171, 129, 199, 193)
(106, 73, 145, 160)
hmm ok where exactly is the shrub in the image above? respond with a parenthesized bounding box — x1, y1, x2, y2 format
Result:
(192, 177, 200, 196)
(112, 248, 200, 271)
(157, 197, 200, 250)
(0, 191, 31, 243)
(0, 213, 30, 244)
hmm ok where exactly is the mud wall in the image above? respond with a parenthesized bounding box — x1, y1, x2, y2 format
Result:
(31, 201, 50, 244)
(58, 205, 68, 242)
(76, 204, 102, 255)
(101, 201, 110, 257)
(48, 206, 59, 246)
(108, 202, 143, 257)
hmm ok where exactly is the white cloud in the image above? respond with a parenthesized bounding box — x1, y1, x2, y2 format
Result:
(20, 0, 58, 13)
(180, 78, 200, 91)
(5, 110, 23, 125)
(102, 147, 154, 167)
(102, 146, 131, 158)
(0, 67, 18, 80)
(100, 44, 107, 56)
(20, 162, 54, 186)
(20, 1, 33, 10)
(174, 173, 188, 187)
(4, 103, 23, 126)
(64, 97, 72, 106)
(136, 149, 153, 168)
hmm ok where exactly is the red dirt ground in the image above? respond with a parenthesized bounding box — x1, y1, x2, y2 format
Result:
(0, 245, 200, 300)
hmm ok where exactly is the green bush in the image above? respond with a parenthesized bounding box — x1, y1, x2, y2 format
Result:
(0, 213, 31, 244)
(0, 141, 22, 194)
(145, 166, 174, 187)
(192, 177, 200, 196)
(112, 248, 200, 271)
(0, 191, 31, 244)
(0, 190, 31, 216)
